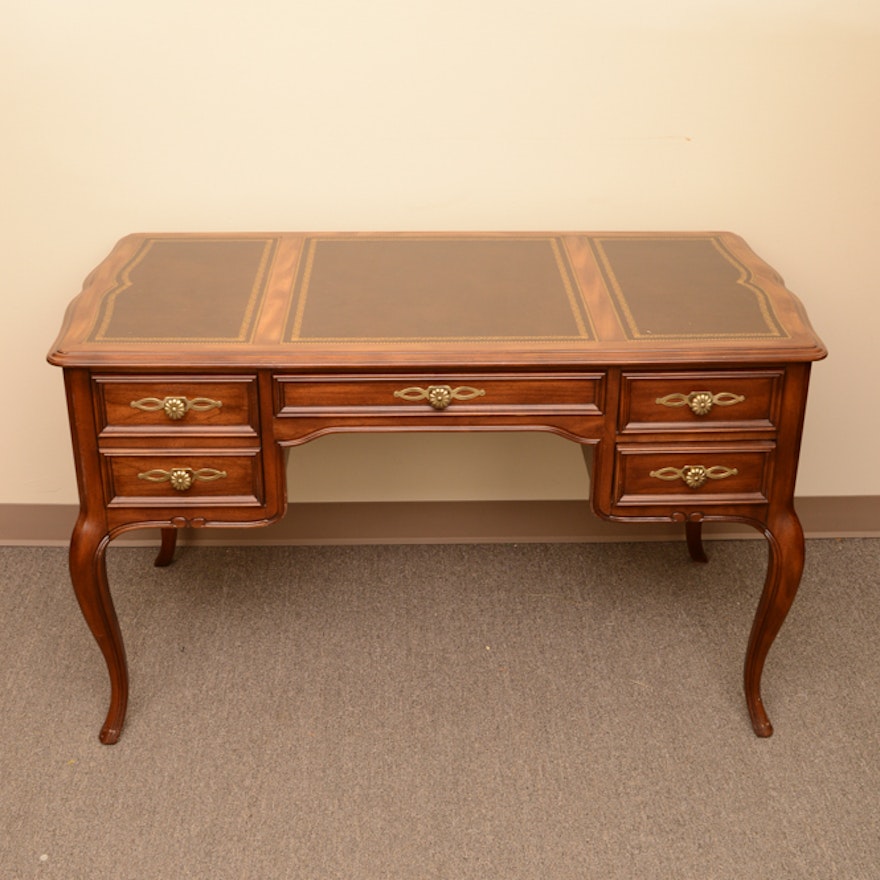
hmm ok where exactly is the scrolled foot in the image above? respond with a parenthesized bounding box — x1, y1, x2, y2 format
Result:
(747, 696, 774, 737)
(99, 724, 123, 745)
(751, 719, 773, 738)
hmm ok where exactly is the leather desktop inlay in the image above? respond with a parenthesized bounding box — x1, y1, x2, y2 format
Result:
(81, 233, 791, 350)
(88, 237, 277, 343)
(285, 236, 595, 343)
(591, 236, 787, 341)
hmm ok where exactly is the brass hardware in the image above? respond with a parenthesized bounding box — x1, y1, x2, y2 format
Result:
(649, 464, 739, 489)
(137, 467, 228, 491)
(130, 396, 223, 420)
(427, 386, 452, 410)
(654, 391, 745, 416)
(169, 468, 194, 491)
(393, 384, 486, 410)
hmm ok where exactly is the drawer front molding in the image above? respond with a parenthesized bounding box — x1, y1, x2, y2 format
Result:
(102, 450, 264, 507)
(94, 375, 260, 436)
(619, 371, 782, 432)
(612, 443, 774, 509)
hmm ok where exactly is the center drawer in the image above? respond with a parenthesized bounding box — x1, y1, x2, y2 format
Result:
(275, 373, 604, 415)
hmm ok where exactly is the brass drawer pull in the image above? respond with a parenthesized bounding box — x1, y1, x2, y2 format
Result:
(137, 467, 228, 492)
(130, 396, 223, 420)
(393, 384, 486, 410)
(655, 391, 745, 416)
(649, 464, 739, 489)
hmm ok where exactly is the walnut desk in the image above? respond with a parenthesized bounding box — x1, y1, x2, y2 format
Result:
(48, 232, 826, 744)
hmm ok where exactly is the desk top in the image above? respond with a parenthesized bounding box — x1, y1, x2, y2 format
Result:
(48, 232, 826, 368)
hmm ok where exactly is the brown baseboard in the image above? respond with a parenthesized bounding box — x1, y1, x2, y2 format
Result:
(1, 497, 878, 546)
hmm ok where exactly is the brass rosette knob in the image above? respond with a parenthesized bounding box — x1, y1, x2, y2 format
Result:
(168, 468, 194, 491)
(427, 386, 453, 409)
(163, 398, 188, 420)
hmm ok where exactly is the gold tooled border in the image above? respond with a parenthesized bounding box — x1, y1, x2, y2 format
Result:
(284, 235, 595, 344)
(591, 235, 788, 341)
(89, 237, 277, 344)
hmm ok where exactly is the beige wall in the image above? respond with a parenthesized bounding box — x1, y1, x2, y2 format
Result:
(2, 1, 878, 506)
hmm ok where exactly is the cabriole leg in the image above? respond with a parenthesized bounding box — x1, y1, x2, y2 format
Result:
(744, 507, 805, 737)
(69, 514, 128, 744)
(685, 520, 708, 563)
(154, 527, 178, 567)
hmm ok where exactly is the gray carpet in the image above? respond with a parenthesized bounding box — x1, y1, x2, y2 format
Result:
(1, 539, 878, 879)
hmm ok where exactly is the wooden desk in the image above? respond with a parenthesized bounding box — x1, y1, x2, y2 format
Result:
(48, 232, 826, 743)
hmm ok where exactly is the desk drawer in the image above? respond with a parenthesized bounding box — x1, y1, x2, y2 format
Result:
(275, 373, 604, 415)
(613, 443, 773, 508)
(103, 450, 264, 506)
(620, 371, 781, 432)
(95, 375, 259, 435)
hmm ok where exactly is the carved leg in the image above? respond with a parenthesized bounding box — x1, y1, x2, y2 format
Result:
(744, 508, 805, 737)
(685, 520, 708, 563)
(69, 515, 128, 744)
(154, 527, 178, 567)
